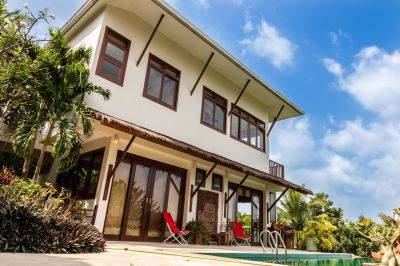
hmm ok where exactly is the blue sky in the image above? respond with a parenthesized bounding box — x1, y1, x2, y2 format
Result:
(9, 0, 400, 220)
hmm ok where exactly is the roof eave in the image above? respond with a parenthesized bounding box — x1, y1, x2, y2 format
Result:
(91, 109, 312, 195)
(61, 0, 305, 118)
(152, 0, 305, 117)
(61, 0, 98, 35)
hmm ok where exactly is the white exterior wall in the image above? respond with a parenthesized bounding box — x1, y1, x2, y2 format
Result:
(69, 5, 271, 174)
(66, 5, 285, 233)
(83, 125, 275, 233)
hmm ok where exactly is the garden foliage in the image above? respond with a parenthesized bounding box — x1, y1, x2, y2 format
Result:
(0, 169, 105, 253)
(278, 191, 378, 256)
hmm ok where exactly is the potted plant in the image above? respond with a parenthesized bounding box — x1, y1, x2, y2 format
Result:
(185, 220, 210, 245)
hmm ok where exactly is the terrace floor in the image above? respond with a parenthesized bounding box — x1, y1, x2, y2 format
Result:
(0, 241, 319, 266)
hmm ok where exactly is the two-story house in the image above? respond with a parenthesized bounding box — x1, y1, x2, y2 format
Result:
(58, 0, 311, 244)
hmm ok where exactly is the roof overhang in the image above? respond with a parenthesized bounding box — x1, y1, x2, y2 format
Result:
(91, 109, 312, 195)
(62, 0, 304, 122)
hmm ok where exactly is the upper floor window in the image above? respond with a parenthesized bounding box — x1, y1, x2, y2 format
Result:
(230, 105, 265, 151)
(96, 27, 131, 86)
(143, 54, 180, 110)
(201, 87, 227, 133)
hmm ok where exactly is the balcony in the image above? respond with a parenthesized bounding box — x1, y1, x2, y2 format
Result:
(269, 160, 285, 179)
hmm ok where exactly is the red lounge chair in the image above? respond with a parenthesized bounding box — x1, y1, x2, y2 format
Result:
(162, 211, 190, 245)
(231, 221, 251, 246)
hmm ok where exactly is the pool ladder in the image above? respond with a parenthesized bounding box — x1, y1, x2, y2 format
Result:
(259, 230, 288, 262)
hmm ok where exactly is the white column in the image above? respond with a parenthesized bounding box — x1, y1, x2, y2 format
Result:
(93, 136, 117, 231)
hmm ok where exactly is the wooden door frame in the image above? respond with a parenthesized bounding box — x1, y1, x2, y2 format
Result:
(104, 151, 187, 241)
(228, 182, 264, 245)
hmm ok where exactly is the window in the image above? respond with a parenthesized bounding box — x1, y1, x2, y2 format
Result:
(56, 148, 105, 199)
(212, 173, 223, 192)
(96, 27, 130, 86)
(201, 87, 227, 133)
(195, 168, 206, 187)
(230, 105, 265, 151)
(143, 54, 180, 110)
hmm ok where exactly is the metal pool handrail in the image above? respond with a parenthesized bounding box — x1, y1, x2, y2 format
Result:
(259, 230, 288, 262)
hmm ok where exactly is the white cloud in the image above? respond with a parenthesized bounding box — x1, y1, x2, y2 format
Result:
(271, 46, 400, 220)
(329, 29, 352, 46)
(269, 117, 316, 168)
(270, 116, 400, 220)
(323, 58, 343, 77)
(329, 32, 339, 45)
(192, 0, 210, 9)
(243, 20, 254, 33)
(331, 47, 400, 118)
(323, 119, 389, 157)
(240, 20, 296, 68)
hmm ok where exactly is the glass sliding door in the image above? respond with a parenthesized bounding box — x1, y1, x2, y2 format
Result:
(251, 191, 262, 244)
(124, 164, 151, 238)
(103, 159, 132, 236)
(147, 170, 168, 238)
(227, 184, 237, 223)
(104, 153, 186, 241)
(167, 173, 183, 223)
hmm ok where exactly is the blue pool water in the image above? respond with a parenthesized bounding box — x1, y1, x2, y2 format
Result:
(202, 253, 373, 266)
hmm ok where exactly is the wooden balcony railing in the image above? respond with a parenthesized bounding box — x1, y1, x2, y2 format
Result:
(269, 160, 285, 179)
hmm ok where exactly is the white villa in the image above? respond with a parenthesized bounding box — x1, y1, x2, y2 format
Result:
(44, 0, 311, 244)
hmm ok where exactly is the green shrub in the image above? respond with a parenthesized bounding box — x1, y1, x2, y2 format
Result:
(300, 214, 337, 251)
(0, 170, 105, 253)
(334, 218, 380, 257)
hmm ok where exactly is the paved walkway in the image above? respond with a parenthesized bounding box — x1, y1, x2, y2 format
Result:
(0, 242, 311, 266)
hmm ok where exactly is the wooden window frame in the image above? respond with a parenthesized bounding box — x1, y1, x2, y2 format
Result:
(200, 87, 227, 134)
(211, 173, 223, 192)
(143, 53, 181, 111)
(96, 27, 131, 86)
(195, 168, 207, 188)
(230, 105, 266, 152)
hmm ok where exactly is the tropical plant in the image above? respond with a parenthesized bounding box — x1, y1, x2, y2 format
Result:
(358, 209, 400, 265)
(278, 190, 310, 231)
(0, 1, 52, 177)
(300, 213, 337, 251)
(309, 192, 343, 226)
(10, 29, 110, 183)
(334, 217, 379, 257)
(0, 2, 110, 181)
(0, 169, 105, 253)
(185, 220, 210, 245)
(236, 211, 251, 229)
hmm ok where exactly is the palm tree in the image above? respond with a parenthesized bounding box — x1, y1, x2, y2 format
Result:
(278, 189, 310, 248)
(278, 189, 309, 231)
(0, 1, 51, 177)
(12, 29, 110, 183)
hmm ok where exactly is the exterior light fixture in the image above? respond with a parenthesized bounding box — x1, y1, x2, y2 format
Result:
(113, 134, 119, 144)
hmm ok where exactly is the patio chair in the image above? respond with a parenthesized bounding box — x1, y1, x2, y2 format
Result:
(162, 211, 190, 245)
(231, 221, 251, 246)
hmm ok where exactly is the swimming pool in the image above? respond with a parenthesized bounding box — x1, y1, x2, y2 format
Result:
(202, 253, 373, 266)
